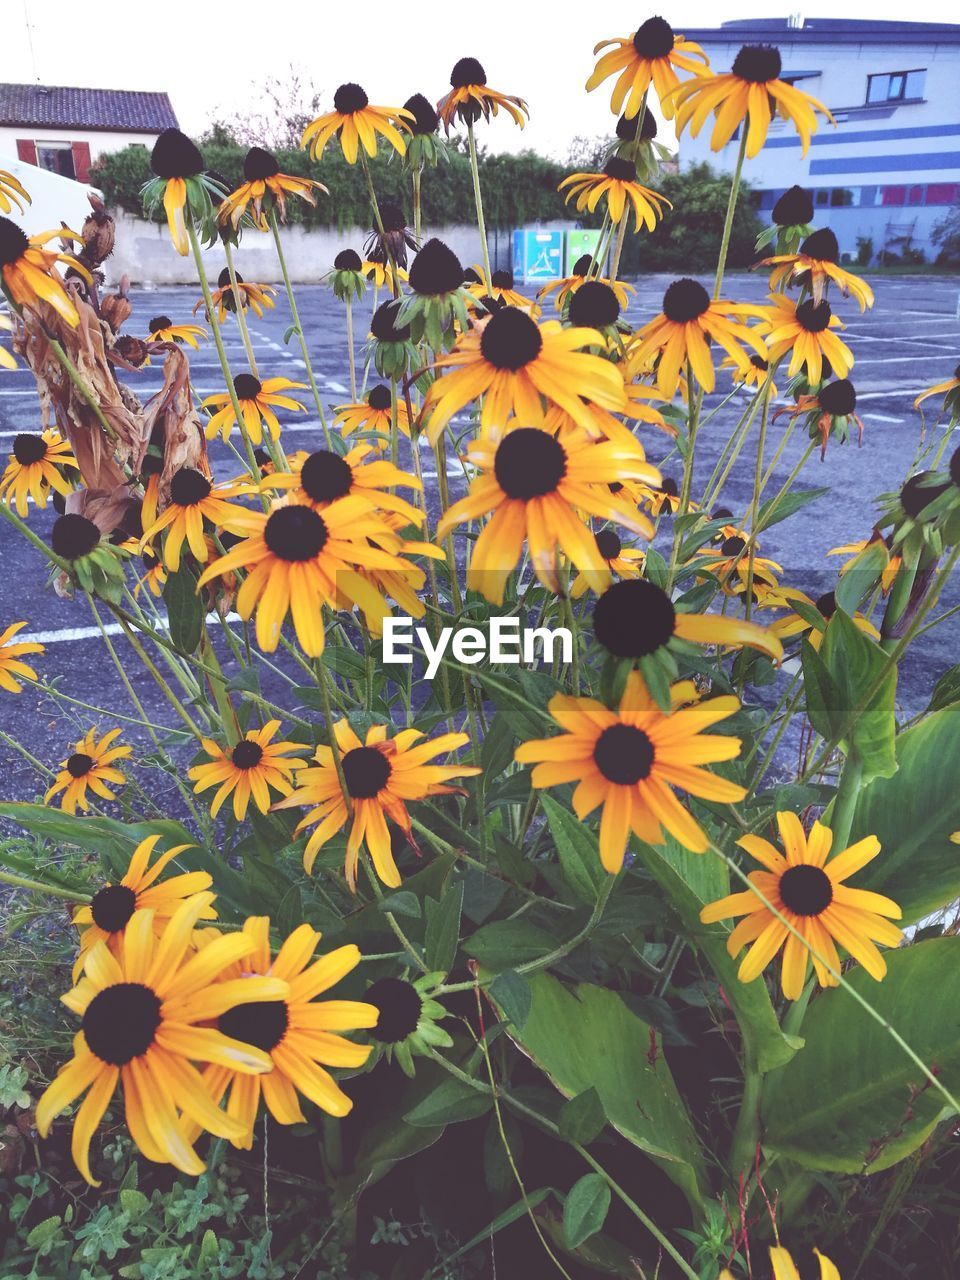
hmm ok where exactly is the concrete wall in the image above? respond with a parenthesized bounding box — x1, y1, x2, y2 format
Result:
(104, 214, 570, 286)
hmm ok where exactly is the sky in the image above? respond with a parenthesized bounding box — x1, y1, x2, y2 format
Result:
(8, 0, 959, 160)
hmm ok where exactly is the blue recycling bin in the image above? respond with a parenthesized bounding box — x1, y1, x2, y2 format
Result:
(511, 228, 564, 284)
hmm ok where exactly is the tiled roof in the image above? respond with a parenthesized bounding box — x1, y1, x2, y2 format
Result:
(0, 84, 178, 132)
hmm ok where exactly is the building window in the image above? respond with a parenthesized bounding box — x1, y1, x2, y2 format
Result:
(881, 186, 907, 206)
(926, 183, 959, 206)
(866, 69, 926, 104)
(36, 141, 76, 179)
(830, 188, 856, 207)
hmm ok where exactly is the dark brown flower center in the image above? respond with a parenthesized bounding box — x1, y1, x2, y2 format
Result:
(772, 185, 813, 226)
(66, 752, 94, 778)
(341, 745, 392, 798)
(234, 372, 262, 400)
(170, 467, 212, 506)
(217, 266, 238, 288)
(491, 270, 514, 289)
(480, 307, 543, 370)
(148, 315, 173, 333)
(800, 227, 840, 265)
(91, 884, 137, 933)
(795, 299, 832, 333)
(334, 83, 369, 114)
(818, 378, 856, 416)
(815, 591, 837, 618)
(618, 107, 658, 141)
(494, 429, 566, 499)
(594, 723, 655, 784)
(571, 254, 593, 277)
(51, 513, 100, 560)
(300, 451, 354, 503)
(334, 248, 362, 272)
(595, 529, 622, 561)
(660, 477, 678, 497)
(604, 156, 636, 182)
(404, 93, 440, 134)
(367, 384, 393, 411)
(663, 278, 710, 324)
(593, 578, 677, 658)
(569, 281, 620, 328)
(264, 505, 329, 561)
(750, 354, 769, 372)
(779, 864, 833, 916)
(370, 300, 411, 342)
(721, 535, 746, 557)
(219, 1000, 289, 1052)
(366, 976, 421, 1043)
(12, 433, 47, 465)
(83, 983, 162, 1065)
(0, 216, 30, 266)
(231, 739, 264, 769)
(633, 16, 675, 59)
(151, 128, 203, 179)
(732, 44, 782, 84)
(244, 146, 280, 181)
(451, 56, 487, 88)
(409, 238, 464, 295)
(900, 472, 950, 519)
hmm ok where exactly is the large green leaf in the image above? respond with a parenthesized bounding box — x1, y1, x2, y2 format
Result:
(633, 837, 799, 1074)
(762, 940, 960, 1173)
(847, 703, 960, 924)
(540, 793, 607, 904)
(498, 971, 708, 1214)
(818, 610, 897, 781)
(162, 563, 203, 654)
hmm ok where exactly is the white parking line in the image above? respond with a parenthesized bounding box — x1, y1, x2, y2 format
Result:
(21, 611, 243, 645)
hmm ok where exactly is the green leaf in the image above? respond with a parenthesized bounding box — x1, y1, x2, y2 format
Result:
(558, 1087, 606, 1145)
(119, 1189, 149, 1217)
(162, 563, 203, 654)
(926, 663, 960, 715)
(424, 880, 463, 974)
(756, 486, 829, 533)
(500, 972, 708, 1213)
(540, 794, 605, 904)
(763, 940, 960, 1173)
(403, 1078, 493, 1127)
(443, 1190, 554, 1266)
(819, 610, 898, 781)
(26, 1216, 61, 1248)
(562, 1174, 611, 1249)
(835, 543, 890, 616)
(847, 702, 960, 924)
(465, 921, 556, 970)
(378, 891, 421, 920)
(489, 969, 532, 1030)
(800, 638, 842, 742)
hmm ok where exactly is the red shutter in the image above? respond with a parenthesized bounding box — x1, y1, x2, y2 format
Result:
(15, 139, 37, 165)
(72, 141, 91, 183)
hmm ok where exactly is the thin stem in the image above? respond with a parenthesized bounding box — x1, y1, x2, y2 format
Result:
(344, 294, 357, 401)
(609, 214, 629, 283)
(358, 152, 401, 298)
(743, 379, 773, 621)
(223, 240, 259, 377)
(466, 121, 492, 293)
(713, 126, 748, 298)
(114, 615, 205, 739)
(0, 869, 90, 903)
(364, 861, 428, 972)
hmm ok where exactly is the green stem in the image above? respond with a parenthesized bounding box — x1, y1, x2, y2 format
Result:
(0, 869, 90, 903)
(743, 378, 773, 621)
(828, 750, 863, 851)
(466, 121, 492, 293)
(713, 126, 748, 298)
(0, 498, 68, 571)
(358, 152, 401, 298)
(609, 214, 629, 283)
(344, 294, 357, 402)
(224, 240, 259, 378)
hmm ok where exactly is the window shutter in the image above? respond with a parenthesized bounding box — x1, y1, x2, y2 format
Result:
(15, 139, 38, 165)
(72, 141, 92, 183)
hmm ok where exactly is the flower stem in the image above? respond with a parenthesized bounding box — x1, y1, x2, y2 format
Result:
(223, 240, 259, 378)
(609, 215, 629, 283)
(466, 122, 492, 293)
(344, 295, 357, 401)
(713, 126, 748, 298)
(0, 869, 90, 903)
(358, 152, 401, 298)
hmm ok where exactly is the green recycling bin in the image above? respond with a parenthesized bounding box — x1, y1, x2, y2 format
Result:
(565, 228, 604, 274)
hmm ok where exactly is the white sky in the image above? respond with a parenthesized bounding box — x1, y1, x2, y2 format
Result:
(9, 0, 958, 160)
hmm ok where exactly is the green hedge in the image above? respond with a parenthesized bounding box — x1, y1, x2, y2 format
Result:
(91, 144, 762, 271)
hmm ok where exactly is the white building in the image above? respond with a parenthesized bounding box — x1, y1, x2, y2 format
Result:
(678, 18, 960, 264)
(0, 84, 178, 183)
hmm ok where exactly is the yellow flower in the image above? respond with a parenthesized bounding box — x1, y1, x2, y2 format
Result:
(0, 169, 31, 215)
(139, 468, 257, 572)
(194, 270, 277, 322)
(189, 720, 307, 820)
(0, 620, 43, 693)
(0, 218, 87, 327)
(147, 315, 207, 348)
(760, 228, 874, 311)
(586, 17, 709, 119)
(1, 429, 78, 516)
(570, 528, 645, 597)
(757, 294, 853, 384)
(437, 57, 529, 132)
(701, 812, 902, 1000)
(45, 728, 133, 813)
(559, 159, 671, 230)
(335, 385, 412, 440)
(302, 84, 413, 164)
(201, 374, 307, 445)
(218, 147, 327, 230)
(262, 443, 423, 527)
(766, 587, 879, 650)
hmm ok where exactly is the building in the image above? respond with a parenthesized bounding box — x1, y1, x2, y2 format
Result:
(0, 83, 178, 183)
(677, 18, 960, 264)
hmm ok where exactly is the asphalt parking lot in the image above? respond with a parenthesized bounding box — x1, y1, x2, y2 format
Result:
(1, 270, 959, 806)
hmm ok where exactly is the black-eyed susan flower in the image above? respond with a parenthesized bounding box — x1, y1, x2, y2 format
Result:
(37, 893, 284, 1183)
(49, 512, 128, 599)
(263, 444, 423, 527)
(587, 17, 709, 119)
(327, 248, 367, 302)
(467, 268, 536, 313)
(194, 268, 277, 322)
(274, 720, 480, 888)
(914, 361, 960, 417)
(147, 315, 207, 349)
(366, 974, 453, 1077)
(71, 833, 214, 979)
(302, 84, 413, 164)
(566, 279, 627, 341)
(188, 720, 307, 821)
(361, 257, 407, 292)
(437, 57, 529, 132)
(141, 129, 223, 256)
(402, 93, 448, 170)
(701, 812, 902, 1000)
(423, 307, 628, 443)
(45, 727, 133, 814)
(672, 44, 833, 158)
(627, 278, 769, 396)
(760, 295, 853, 385)
(538, 256, 635, 313)
(1, 429, 78, 516)
(335, 384, 412, 441)
(766, 587, 879, 650)
(611, 106, 671, 181)
(134, 551, 168, 599)
(0, 621, 42, 694)
(201, 373, 307, 445)
(0, 169, 30, 215)
(516, 671, 744, 868)
(829, 533, 900, 596)
(760, 228, 874, 311)
(189, 920, 377, 1141)
(774, 377, 864, 459)
(0, 217, 86, 327)
(218, 147, 327, 232)
(140, 468, 256, 572)
(364, 201, 419, 274)
(695, 534, 782, 598)
(722, 352, 776, 398)
(397, 237, 471, 350)
(638, 476, 683, 516)
(340, 512, 444, 626)
(437, 425, 657, 603)
(593, 577, 784, 668)
(368, 298, 419, 381)
(195, 498, 405, 656)
(756, 184, 815, 255)
(559, 158, 671, 231)
(570, 528, 645, 598)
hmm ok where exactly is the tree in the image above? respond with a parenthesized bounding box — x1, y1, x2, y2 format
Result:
(203, 65, 323, 151)
(933, 204, 960, 265)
